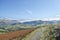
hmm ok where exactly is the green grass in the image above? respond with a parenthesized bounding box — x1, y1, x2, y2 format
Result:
(22, 24, 60, 40)
(0, 29, 9, 34)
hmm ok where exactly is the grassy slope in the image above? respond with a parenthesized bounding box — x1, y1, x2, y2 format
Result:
(22, 26, 47, 40)
(22, 24, 60, 40)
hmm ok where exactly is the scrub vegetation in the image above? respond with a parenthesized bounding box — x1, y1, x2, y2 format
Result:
(0, 23, 60, 40)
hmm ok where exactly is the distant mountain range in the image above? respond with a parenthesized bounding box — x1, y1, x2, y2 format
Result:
(0, 18, 60, 26)
(21, 20, 60, 25)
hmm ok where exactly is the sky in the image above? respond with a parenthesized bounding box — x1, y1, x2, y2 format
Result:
(0, 0, 60, 20)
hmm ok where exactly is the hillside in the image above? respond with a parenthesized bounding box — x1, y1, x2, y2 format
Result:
(22, 24, 60, 40)
(0, 29, 34, 40)
(0, 19, 60, 26)
(0, 19, 60, 40)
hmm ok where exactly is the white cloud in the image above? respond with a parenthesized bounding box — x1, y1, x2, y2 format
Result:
(49, 18, 60, 20)
(42, 17, 60, 21)
(41, 18, 49, 21)
(20, 18, 40, 23)
(56, 15, 60, 17)
(26, 9, 32, 15)
(42, 15, 60, 21)
(20, 17, 60, 23)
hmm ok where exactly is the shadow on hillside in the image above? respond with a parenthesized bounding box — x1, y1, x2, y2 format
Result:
(56, 34, 60, 40)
